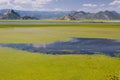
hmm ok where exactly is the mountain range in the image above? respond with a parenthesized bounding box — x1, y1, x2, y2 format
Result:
(61, 11, 120, 20)
(0, 9, 69, 20)
(0, 9, 120, 20)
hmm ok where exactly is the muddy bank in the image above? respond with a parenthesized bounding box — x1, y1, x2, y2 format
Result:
(0, 38, 120, 56)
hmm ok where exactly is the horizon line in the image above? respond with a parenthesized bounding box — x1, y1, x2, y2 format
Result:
(0, 9, 119, 13)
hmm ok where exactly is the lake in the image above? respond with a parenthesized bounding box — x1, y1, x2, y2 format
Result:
(0, 38, 120, 56)
(0, 21, 120, 24)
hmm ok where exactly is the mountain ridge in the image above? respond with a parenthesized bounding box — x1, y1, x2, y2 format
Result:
(61, 10, 120, 20)
(0, 9, 120, 20)
(0, 10, 21, 19)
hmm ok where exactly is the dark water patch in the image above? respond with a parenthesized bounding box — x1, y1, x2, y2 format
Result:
(0, 38, 120, 56)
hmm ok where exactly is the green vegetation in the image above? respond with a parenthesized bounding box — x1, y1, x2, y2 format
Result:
(0, 23, 120, 80)
(0, 47, 120, 80)
(0, 19, 120, 22)
(0, 24, 120, 43)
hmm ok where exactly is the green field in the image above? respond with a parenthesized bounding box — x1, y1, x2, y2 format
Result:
(0, 23, 120, 80)
(0, 24, 120, 43)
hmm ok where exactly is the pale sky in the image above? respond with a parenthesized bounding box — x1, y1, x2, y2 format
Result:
(0, 0, 120, 12)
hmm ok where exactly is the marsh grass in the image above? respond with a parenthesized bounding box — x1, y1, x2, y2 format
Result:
(0, 47, 120, 80)
(0, 23, 120, 80)
(0, 24, 120, 43)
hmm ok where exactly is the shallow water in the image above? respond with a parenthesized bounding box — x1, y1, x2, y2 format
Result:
(0, 21, 120, 24)
(0, 38, 120, 56)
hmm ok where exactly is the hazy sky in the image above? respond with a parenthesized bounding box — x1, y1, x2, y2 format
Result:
(0, 0, 120, 12)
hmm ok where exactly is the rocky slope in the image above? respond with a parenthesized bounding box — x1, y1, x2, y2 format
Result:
(0, 10, 20, 19)
(62, 11, 120, 20)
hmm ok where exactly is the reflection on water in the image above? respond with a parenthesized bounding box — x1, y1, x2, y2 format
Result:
(0, 38, 120, 56)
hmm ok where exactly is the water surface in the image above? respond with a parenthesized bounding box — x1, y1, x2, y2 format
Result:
(0, 21, 120, 25)
(0, 38, 120, 56)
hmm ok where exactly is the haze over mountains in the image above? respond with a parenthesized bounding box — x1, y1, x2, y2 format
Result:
(62, 11, 120, 20)
(0, 9, 69, 20)
(0, 9, 120, 20)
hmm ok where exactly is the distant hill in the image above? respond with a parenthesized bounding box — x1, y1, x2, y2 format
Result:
(0, 9, 38, 20)
(17, 11, 69, 19)
(0, 10, 20, 19)
(22, 16, 38, 20)
(0, 9, 69, 19)
(62, 11, 120, 20)
(0, 9, 120, 20)
(60, 14, 76, 21)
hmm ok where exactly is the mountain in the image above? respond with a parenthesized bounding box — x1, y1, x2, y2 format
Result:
(18, 11, 69, 19)
(61, 11, 90, 20)
(0, 9, 41, 20)
(94, 11, 120, 20)
(62, 11, 120, 20)
(0, 9, 120, 20)
(0, 9, 70, 19)
(60, 14, 76, 20)
(22, 16, 38, 20)
(0, 10, 21, 19)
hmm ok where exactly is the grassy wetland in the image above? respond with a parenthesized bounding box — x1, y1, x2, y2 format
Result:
(0, 21, 120, 80)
